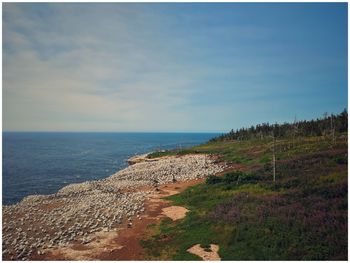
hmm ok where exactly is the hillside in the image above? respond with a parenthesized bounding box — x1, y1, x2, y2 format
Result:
(142, 113, 348, 260)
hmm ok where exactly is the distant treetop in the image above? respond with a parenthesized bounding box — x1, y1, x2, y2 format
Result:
(210, 109, 348, 142)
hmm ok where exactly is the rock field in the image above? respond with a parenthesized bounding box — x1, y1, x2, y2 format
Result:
(2, 154, 225, 260)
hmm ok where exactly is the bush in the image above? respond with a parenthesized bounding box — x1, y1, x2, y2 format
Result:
(206, 171, 262, 185)
(239, 173, 263, 184)
(334, 156, 347, 165)
(223, 172, 241, 184)
(147, 150, 177, 158)
(206, 175, 223, 184)
(225, 171, 262, 184)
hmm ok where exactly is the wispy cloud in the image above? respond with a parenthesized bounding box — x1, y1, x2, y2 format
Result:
(3, 3, 347, 132)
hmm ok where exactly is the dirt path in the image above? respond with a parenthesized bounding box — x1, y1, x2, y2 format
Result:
(37, 178, 204, 260)
(104, 178, 203, 260)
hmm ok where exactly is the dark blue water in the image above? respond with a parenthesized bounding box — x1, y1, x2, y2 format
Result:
(3, 132, 218, 205)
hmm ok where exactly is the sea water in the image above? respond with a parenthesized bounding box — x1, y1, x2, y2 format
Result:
(2, 132, 218, 205)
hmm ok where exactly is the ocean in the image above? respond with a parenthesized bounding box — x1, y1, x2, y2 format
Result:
(2, 132, 218, 205)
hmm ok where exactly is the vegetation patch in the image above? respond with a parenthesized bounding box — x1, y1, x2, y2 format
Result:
(147, 150, 178, 159)
(141, 112, 347, 260)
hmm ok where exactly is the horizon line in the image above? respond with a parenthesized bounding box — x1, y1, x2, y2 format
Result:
(2, 130, 226, 134)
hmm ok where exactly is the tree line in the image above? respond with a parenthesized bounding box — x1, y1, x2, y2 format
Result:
(210, 109, 348, 142)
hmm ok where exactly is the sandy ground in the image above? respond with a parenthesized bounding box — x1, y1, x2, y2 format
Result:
(162, 206, 189, 221)
(187, 244, 221, 261)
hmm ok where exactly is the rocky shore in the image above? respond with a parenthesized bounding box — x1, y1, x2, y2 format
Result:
(2, 154, 226, 260)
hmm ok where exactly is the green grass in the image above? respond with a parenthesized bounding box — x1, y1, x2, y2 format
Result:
(141, 134, 348, 260)
(147, 150, 179, 159)
(147, 133, 347, 166)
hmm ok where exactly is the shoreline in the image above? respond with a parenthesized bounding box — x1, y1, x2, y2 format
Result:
(2, 153, 227, 260)
(36, 178, 206, 260)
(3, 153, 150, 208)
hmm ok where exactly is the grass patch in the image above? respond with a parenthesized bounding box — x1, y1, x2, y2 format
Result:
(141, 134, 348, 260)
(147, 150, 178, 159)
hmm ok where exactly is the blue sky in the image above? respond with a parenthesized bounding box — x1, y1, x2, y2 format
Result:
(3, 3, 348, 132)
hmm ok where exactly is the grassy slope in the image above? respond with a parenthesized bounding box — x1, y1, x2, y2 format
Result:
(141, 134, 348, 260)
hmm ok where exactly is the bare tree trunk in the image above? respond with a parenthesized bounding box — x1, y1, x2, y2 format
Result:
(323, 112, 328, 141)
(331, 115, 335, 146)
(272, 135, 276, 182)
(293, 115, 297, 148)
(331, 114, 333, 145)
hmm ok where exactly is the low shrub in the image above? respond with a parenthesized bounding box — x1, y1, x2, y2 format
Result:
(239, 173, 262, 184)
(147, 150, 177, 158)
(206, 171, 263, 185)
(206, 175, 222, 184)
(222, 172, 242, 184)
(334, 155, 347, 165)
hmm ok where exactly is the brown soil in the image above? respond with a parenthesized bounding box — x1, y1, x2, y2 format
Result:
(36, 178, 204, 260)
(28, 155, 236, 261)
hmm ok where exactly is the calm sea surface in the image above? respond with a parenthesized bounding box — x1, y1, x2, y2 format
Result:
(3, 132, 218, 205)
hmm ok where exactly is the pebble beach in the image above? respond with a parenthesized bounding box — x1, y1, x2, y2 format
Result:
(2, 154, 226, 260)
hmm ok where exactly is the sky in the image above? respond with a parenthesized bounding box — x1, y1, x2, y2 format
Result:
(3, 3, 348, 132)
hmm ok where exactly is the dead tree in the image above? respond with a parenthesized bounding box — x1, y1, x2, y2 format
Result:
(292, 115, 298, 148)
(323, 112, 328, 140)
(268, 133, 276, 183)
(330, 114, 336, 146)
(272, 134, 276, 183)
